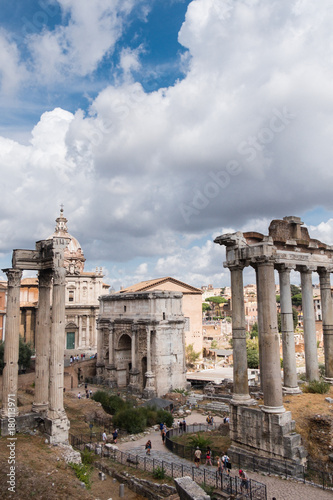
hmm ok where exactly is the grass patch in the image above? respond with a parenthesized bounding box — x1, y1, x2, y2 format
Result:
(302, 380, 330, 394)
(68, 462, 93, 490)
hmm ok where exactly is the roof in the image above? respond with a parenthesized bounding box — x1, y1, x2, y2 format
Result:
(21, 278, 38, 286)
(119, 277, 202, 295)
(142, 397, 174, 409)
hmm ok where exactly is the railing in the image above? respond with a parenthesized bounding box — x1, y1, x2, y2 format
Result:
(70, 432, 267, 500)
(230, 450, 333, 491)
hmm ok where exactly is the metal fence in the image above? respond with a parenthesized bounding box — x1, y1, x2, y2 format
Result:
(70, 431, 267, 500)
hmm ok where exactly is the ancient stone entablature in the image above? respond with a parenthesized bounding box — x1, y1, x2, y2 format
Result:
(96, 290, 187, 397)
(214, 215, 333, 472)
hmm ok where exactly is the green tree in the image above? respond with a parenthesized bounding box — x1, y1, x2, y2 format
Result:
(291, 293, 302, 307)
(290, 284, 301, 296)
(185, 344, 201, 368)
(210, 340, 218, 349)
(246, 338, 259, 369)
(202, 303, 211, 312)
(276, 294, 280, 303)
(250, 322, 258, 339)
(0, 338, 34, 374)
(205, 296, 227, 304)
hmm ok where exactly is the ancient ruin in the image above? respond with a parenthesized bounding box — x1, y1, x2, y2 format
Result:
(96, 290, 187, 397)
(1, 236, 70, 444)
(214, 216, 333, 472)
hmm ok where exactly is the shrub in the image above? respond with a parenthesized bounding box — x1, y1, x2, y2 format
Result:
(91, 391, 128, 415)
(157, 409, 173, 428)
(69, 462, 92, 489)
(113, 408, 147, 433)
(153, 466, 165, 479)
(302, 380, 330, 394)
(81, 448, 95, 466)
(319, 363, 326, 378)
(188, 432, 212, 450)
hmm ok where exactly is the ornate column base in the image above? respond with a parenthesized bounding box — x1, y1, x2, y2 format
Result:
(128, 368, 141, 394)
(231, 394, 256, 406)
(143, 371, 156, 399)
(282, 386, 302, 395)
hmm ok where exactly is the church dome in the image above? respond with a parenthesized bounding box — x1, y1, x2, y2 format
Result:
(48, 208, 85, 274)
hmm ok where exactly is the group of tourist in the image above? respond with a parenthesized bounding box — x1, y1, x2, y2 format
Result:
(77, 383, 93, 399)
(177, 418, 187, 431)
(69, 353, 97, 364)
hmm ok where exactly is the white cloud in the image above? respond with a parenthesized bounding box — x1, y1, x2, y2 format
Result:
(0, 29, 27, 96)
(2, 0, 333, 290)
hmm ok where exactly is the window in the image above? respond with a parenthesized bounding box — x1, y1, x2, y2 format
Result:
(69, 290, 74, 302)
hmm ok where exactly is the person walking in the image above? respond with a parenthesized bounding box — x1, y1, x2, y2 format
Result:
(145, 440, 152, 455)
(239, 469, 249, 493)
(112, 429, 118, 444)
(194, 446, 201, 468)
(205, 446, 212, 466)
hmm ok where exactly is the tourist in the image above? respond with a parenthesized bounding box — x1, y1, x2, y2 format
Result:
(179, 420, 183, 432)
(89, 389, 93, 397)
(102, 431, 107, 445)
(159, 422, 164, 435)
(145, 440, 152, 455)
(222, 453, 230, 475)
(239, 470, 249, 493)
(217, 456, 223, 476)
(182, 418, 186, 432)
(77, 392, 81, 399)
(112, 429, 118, 444)
(205, 446, 212, 466)
(194, 446, 201, 467)
(85, 389, 89, 398)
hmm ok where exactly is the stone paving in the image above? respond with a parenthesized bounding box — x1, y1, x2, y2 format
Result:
(117, 411, 333, 500)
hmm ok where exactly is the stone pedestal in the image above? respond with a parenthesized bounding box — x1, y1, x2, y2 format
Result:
(105, 364, 117, 387)
(44, 416, 70, 444)
(128, 368, 141, 394)
(228, 403, 307, 475)
(143, 371, 156, 399)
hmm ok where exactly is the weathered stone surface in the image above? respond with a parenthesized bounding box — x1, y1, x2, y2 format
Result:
(174, 477, 210, 500)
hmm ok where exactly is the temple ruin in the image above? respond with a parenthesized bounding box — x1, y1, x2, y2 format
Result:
(1, 237, 70, 444)
(214, 216, 333, 472)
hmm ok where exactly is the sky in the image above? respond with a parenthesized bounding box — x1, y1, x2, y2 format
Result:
(1, 0, 333, 291)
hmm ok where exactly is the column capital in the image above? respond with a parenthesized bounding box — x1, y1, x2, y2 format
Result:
(298, 265, 317, 274)
(317, 266, 333, 277)
(253, 255, 276, 266)
(3, 268, 22, 286)
(227, 262, 246, 272)
(275, 263, 296, 273)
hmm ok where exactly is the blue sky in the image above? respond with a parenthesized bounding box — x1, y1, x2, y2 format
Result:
(1, 0, 333, 289)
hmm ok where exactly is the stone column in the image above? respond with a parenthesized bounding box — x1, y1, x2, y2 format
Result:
(300, 266, 319, 381)
(96, 321, 104, 367)
(129, 325, 140, 393)
(86, 315, 90, 347)
(108, 324, 114, 366)
(318, 268, 333, 383)
(229, 264, 252, 405)
(277, 265, 301, 394)
(254, 265, 264, 391)
(32, 270, 52, 413)
(256, 258, 284, 413)
(1, 269, 22, 418)
(48, 267, 67, 420)
(143, 326, 156, 398)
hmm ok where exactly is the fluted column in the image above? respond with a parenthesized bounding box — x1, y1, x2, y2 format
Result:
(108, 324, 115, 366)
(300, 266, 319, 381)
(32, 270, 52, 413)
(96, 321, 104, 367)
(48, 267, 67, 419)
(254, 265, 263, 391)
(1, 269, 22, 418)
(86, 315, 90, 347)
(229, 264, 252, 405)
(256, 258, 284, 413)
(278, 265, 301, 394)
(131, 328, 137, 370)
(318, 268, 333, 382)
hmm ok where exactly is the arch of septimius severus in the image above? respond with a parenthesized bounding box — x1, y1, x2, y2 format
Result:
(1, 236, 70, 443)
(215, 216, 333, 472)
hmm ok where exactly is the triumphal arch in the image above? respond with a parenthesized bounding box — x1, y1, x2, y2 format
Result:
(215, 216, 333, 472)
(96, 290, 187, 397)
(1, 237, 70, 443)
